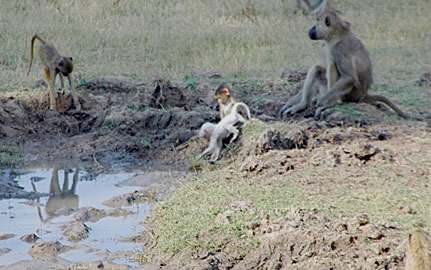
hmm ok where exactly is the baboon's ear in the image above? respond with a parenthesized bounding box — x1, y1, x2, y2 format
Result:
(69, 57, 73, 61)
(223, 87, 230, 95)
(339, 17, 351, 31)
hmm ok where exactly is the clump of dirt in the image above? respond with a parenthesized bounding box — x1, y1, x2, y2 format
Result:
(20, 234, 39, 243)
(62, 222, 90, 241)
(149, 78, 187, 109)
(0, 248, 11, 257)
(73, 207, 132, 223)
(415, 70, 431, 87)
(249, 125, 308, 155)
(0, 233, 15, 240)
(28, 241, 71, 259)
(103, 190, 156, 208)
(235, 123, 307, 175)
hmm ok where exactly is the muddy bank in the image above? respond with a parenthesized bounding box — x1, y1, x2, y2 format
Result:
(2, 71, 428, 172)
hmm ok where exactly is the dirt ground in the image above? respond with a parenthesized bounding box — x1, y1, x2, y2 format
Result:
(1, 70, 431, 269)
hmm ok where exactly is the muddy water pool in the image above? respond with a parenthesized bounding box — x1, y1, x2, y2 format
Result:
(0, 167, 152, 268)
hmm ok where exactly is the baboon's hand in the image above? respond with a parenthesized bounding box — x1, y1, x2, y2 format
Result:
(279, 104, 297, 119)
(281, 103, 306, 118)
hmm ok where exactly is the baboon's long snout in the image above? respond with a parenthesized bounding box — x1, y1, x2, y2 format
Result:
(309, 26, 318, 40)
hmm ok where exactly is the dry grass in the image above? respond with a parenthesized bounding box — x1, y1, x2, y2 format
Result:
(1, 0, 430, 92)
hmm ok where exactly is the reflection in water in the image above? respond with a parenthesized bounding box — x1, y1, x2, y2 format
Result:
(32, 168, 80, 222)
(0, 167, 150, 267)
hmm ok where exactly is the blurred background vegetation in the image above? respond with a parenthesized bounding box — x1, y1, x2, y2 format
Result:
(0, 0, 430, 91)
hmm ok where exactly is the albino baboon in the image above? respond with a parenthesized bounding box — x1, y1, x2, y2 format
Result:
(278, 7, 410, 119)
(214, 83, 251, 124)
(199, 122, 216, 142)
(198, 102, 251, 162)
(405, 228, 431, 270)
(27, 34, 81, 111)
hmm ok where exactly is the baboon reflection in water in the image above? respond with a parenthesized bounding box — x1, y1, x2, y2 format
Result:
(32, 168, 79, 222)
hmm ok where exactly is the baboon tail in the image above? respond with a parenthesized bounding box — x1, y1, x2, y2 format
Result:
(27, 35, 46, 76)
(365, 94, 409, 119)
(233, 102, 251, 120)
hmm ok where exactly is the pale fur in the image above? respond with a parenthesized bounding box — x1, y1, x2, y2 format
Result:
(405, 228, 431, 270)
(198, 102, 251, 162)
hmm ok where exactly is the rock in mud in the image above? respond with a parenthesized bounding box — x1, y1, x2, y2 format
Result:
(0, 247, 11, 256)
(0, 233, 15, 240)
(62, 222, 90, 241)
(20, 233, 39, 243)
(28, 241, 71, 259)
(74, 207, 132, 223)
(74, 207, 107, 223)
(103, 190, 154, 208)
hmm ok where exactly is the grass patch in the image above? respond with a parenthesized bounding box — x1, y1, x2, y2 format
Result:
(1, 0, 430, 92)
(0, 150, 21, 167)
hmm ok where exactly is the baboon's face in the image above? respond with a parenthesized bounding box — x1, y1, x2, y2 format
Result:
(58, 56, 74, 75)
(216, 94, 229, 105)
(308, 9, 350, 41)
(215, 88, 231, 105)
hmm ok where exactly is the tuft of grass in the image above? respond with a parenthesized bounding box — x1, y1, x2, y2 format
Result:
(0, 150, 21, 167)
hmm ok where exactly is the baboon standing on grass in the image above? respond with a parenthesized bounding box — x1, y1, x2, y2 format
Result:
(278, 4, 410, 119)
